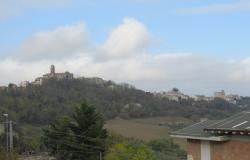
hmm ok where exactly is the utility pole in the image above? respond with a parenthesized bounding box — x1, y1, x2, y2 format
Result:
(99, 152, 102, 160)
(3, 114, 9, 153)
(9, 120, 13, 153)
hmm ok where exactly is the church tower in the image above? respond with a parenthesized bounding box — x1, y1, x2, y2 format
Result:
(50, 65, 55, 74)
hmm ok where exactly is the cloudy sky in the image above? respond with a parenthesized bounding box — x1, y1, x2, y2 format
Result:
(1, 0, 250, 96)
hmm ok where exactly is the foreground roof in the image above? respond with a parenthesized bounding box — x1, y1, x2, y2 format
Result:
(171, 120, 229, 141)
(205, 111, 250, 135)
(171, 111, 250, 141)
(172, 120, 217, 137)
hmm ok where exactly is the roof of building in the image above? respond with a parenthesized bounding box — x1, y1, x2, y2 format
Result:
(205, 111, 250, 135)
(171, 119, 229, 141)
(172, 120, 217, 137)
(172, 111, 250, 141)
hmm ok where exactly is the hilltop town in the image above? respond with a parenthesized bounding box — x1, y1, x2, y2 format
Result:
(0, 65, 243, 105)
(155, 88, 241, 104)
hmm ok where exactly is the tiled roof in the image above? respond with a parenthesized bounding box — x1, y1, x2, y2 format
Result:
(205, 111, 250, 135)
(172, 111, 250, 139)
(172, 120, 218, 137)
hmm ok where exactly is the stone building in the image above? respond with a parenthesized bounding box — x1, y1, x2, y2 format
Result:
(193, 95, 211, 102)
(31, 77, 43, 85)
(172, 111, 250, 160)
(214, 90, 226, 99)
(213, 90, 241, 104)
(31, 65, 74, 85)
(156, 88, 189, 101)
(42, 65, 74, 80)
(20, 81, 30, 88)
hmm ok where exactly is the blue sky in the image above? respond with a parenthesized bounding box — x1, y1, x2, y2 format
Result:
(1, 0, 250, 58)
(1, 0, 250, 95)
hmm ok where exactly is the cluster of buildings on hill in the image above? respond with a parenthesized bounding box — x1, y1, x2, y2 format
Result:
(0, 65, 74, 90)
(30, 65, 74, 86)
(154, 88, 241, 104)
(154, 88, 189, 101)
(0, 65, 136, 92)
(22, 65, 74, 87)
(0, 65, 243, 104)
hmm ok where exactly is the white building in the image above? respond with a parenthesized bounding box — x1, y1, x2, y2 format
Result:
(193, 95, 211, 101)
(20, 81, 30, 88)
(157, 88, 189, 101)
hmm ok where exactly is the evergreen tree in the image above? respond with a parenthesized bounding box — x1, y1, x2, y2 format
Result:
(43, 101, 107, 160)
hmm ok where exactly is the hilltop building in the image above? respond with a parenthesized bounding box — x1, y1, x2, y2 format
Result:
(214, 90, 226, 99)
(155, 88, 189, 101)
(172, 111, 250, 160)
(31, 65, 74, 85)
(214, 90, 241, 104)
(193, 95, 211, 102)
(43, 65, 74, 80)
(20, 81, 29, 88)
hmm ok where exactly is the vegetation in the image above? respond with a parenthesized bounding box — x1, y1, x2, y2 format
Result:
(0, 77, 246, 159)
(148, 139, 186, 160)
(42, 101, 186, 160)
(0, 78, 242, 126)
(43, 102, 107, 160)
(105, 118, 170, 141)
(105, 142, 157, 160)
(0, 147, 18, 160)
(105, 136, 186, 160)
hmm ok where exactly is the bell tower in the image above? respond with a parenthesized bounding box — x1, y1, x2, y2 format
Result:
(50, 65, 55, 74)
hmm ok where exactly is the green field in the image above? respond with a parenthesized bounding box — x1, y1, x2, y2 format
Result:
(105, 117, 189, 150)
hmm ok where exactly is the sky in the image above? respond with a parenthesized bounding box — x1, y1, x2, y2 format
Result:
(0, 0, 250, 96)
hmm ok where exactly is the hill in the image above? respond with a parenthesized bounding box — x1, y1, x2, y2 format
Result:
(0, 77, 242, 126)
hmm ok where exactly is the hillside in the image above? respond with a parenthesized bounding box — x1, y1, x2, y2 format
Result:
(105, 117, 188, 149)
(0, 77, 242, 126)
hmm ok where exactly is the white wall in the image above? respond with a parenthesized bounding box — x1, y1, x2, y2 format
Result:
(201, 140, 211, 160)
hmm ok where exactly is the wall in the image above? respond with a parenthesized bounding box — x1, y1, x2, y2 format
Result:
(201, 141, 211, 160)
(187, 139, 201, 160)
(211, 140, 250, 160)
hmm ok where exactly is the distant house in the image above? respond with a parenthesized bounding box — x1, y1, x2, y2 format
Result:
(213, 90, 241, 104)
(172, 111, 250, 160)
(193, 95, 211, 102)
(155, 88, 189, 101)
(214, 90, 226, 99)
(31, 77, 43, 85)
(20, 81, 30, 88)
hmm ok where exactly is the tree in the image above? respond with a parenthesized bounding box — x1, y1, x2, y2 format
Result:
(105, 143, 157, 160)
(148, 139, 186, 160)
(43, 101, 107, 160)
(43, 116, 73, 160)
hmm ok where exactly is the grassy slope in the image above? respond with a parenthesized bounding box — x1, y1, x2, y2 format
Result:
(105, 117, 189, 150)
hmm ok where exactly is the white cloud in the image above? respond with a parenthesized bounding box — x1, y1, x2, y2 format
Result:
(1, 18, 250, 96)
(19, 22, 89, 60)
(177, 0, 250, 14)
(101, 18, 150, 59)
(229, 58, 250, 81)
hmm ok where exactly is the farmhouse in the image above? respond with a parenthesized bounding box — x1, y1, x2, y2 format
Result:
(172, 111, 250, 160)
